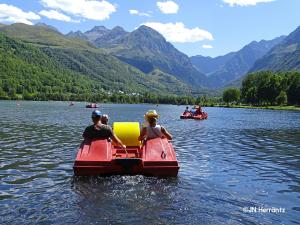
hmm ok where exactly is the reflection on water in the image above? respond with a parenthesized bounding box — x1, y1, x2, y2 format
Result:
(0, 101, 299, 224)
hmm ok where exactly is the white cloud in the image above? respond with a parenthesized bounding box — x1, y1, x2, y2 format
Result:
(223, 0, 275, 7)
(0, 4, 40, 25)
(129, 9, 151, 17)
(157, 1, 179, 14)
(40, 10, 75, 22)
(129, 9, 139, 15)
(202, 44, 213, 49)
(142, 22, 214, 43)
(40, 0, 116, 21)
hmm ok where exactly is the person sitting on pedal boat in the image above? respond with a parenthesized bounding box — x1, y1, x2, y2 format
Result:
(83, 110, 126, 149)
(139, 110, 172, 141)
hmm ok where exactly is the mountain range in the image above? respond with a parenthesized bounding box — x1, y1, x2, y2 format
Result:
(68, 25, 209, 87)
(1, 22, 300, 97)
(191, 36, 286, 87)
(0, 23, 195, 96)
(250, 26, 300, 72)
(68, 24, 300, 89)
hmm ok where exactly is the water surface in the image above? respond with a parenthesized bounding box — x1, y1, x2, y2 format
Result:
(0, 101, 299, 224)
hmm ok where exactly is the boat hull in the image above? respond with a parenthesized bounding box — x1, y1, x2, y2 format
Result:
(73, 138, 179, 177)
(180, 112, 208, 120)
(86, 105, 99, 108)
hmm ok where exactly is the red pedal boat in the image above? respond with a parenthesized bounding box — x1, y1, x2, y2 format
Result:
(86, 103, 99, 108)
(73, 122, 179, 177)
(180, 111, 208, 120)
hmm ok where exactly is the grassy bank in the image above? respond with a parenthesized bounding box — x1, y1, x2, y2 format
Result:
(215, 104, 300, 111)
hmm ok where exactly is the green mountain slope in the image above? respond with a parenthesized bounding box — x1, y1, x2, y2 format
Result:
(147, 69, 192, 94)
(93, 25, 209, 87)
(0, 34, 101, 99)
(0, 23, 97, 50)
(0, 23, 193, 95)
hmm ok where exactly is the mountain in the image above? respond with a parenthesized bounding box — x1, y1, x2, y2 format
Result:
(83, 25, 110, 42)
(93, 25, 209, 87)
(0, 23, 97, 50)
(191, 36, 285, 88)
(94, 26, 128, 48)
(35, 22, 59, 33)
(222, 76, 245, 89)
(147, 69, 192, 94)
(66, 25, 110, 42)
(0, 23, 193, 95)
(250, 26, 300, 72)
(191, 52, 236, 76)
(66, 30, 88, 41)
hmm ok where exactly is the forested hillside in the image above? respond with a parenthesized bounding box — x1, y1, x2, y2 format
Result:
(0, 34, 100, 100)
(0, 23, 197, 100)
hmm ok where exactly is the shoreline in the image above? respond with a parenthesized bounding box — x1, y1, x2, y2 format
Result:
(214, 104, 300, 111)
(1, 100, 300, 111)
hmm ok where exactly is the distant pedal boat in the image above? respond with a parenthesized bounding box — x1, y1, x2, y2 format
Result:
(180, 111, 208, 120)
(86, 103, 99, 108)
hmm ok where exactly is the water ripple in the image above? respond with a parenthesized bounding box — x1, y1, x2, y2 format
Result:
(0, 101, 299, 224)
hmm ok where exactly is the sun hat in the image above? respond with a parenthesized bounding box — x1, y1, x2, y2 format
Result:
(92, 110, 102, 118)
(144, 110, 159, 118)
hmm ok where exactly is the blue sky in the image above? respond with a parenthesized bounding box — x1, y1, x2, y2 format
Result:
(0, 0, 300, 57)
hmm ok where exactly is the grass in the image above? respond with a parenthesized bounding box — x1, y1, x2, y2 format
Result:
(0, 23, 103, 52)
(215, 104, 300, 111)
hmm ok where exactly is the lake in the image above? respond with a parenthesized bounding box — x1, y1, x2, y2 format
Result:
(0, 101, 299, 224)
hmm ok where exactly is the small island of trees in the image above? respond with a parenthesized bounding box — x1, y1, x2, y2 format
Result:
(222, 71, 300, 108)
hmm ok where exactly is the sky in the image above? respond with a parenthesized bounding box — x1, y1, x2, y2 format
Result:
(0, 0, 300, 57)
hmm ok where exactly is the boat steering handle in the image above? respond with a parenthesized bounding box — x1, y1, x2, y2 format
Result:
(161, 151, 166, 159)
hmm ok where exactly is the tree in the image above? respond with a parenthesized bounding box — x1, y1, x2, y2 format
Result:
(223, 88, 240, 105)
(0, 87, 8, 99)
(287, 72, 300, 105)
(241, 73, 258, 104)
(241, 71, 292, 106)
(276, 91, 287, 105)
(256, 72, 282, 105)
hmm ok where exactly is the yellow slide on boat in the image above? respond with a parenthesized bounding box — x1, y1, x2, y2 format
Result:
(113, 122, 141, 147)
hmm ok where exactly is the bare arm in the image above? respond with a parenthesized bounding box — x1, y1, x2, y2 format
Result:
(138, 127, 147, 141)
(161, 126, 172, 140)
(111, 134, 126, 149)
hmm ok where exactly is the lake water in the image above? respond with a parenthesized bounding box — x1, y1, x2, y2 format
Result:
(0, 101, 299, 224)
